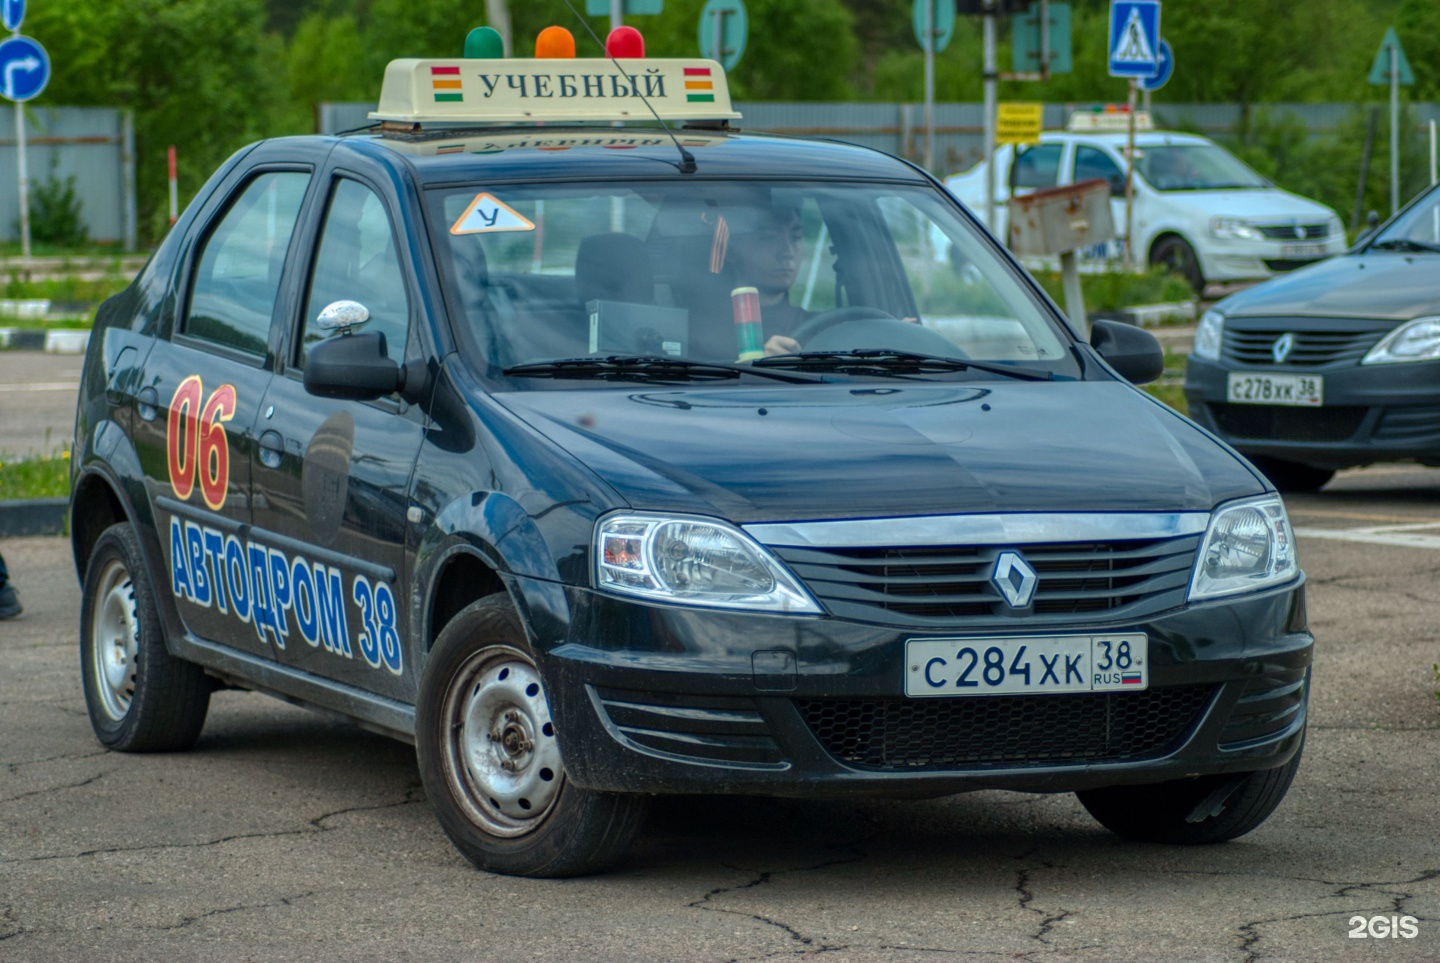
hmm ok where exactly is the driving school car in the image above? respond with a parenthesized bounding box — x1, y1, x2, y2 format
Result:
(70, 27, 1311, 878)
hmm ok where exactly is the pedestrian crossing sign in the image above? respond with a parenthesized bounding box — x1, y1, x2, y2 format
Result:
(1108, 0, 1160, 78)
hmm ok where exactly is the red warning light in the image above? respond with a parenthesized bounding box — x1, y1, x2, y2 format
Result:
(606, 26, 645, 59)
(535, 26, 576, 59)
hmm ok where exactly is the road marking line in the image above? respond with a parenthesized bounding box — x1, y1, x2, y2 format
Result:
(0, 382, 77, 392)
(1295, 526, 1440, 550)
(1287, 508, 1437, 524)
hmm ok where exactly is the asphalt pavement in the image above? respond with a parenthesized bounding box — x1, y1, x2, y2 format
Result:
(0, 351, 83, 458)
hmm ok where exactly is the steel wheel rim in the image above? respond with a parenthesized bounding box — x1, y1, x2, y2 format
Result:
(91, 558, 139, 721)
(441, 644, 564, 838)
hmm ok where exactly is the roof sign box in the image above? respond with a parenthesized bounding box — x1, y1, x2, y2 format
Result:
(1067, 108, 1153, 132)
(370, 58, 741, 126)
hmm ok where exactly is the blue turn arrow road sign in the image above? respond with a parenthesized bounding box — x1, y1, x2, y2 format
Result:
(0, 35, 49, 103)
(1108, 0, 1160, 78)
(1140, 38, 1173, 92)
(1, 0, 25, 33)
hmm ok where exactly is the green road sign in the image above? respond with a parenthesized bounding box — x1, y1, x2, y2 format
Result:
(585, 0, 663, 16)
(1367, 27, 1414, 86)
(912, 0, 956, 54)
(1012, 2, 1071, 74)
(698, 0, 747, 70)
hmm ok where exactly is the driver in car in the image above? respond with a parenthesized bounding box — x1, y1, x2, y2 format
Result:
(724, 204, 812, 356)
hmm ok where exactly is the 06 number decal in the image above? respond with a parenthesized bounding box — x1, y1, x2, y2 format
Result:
(166, 376, 237, 510)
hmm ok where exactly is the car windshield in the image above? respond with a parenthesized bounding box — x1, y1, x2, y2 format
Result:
(1136, 145, 1269, 191)
(425, 180, 1079, 384)
(1370, 186, 1440, 251)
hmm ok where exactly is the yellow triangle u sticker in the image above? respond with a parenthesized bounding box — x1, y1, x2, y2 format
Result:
(450, 193, 536, 234)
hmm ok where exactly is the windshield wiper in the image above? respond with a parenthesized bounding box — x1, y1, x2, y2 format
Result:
(752, 349, 1055, 381)
(503, 355, 824, 383)
(1368, 238, 1440, 254)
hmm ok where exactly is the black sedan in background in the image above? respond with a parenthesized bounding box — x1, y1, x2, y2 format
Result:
(1185, 184, 1440, 492)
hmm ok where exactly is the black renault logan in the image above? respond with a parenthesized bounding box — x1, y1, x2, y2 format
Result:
(70, 47, 1310, 877)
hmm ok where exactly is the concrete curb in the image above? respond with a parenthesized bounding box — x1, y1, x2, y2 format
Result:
(0, 498, 69, 537)
(0, 329, 91, 353)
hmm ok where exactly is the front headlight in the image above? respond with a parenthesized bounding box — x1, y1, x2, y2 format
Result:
(1211, 217, 1262, 241)
(1192, 309, 1224, 361)
(1326, 215, 1344, 238)
(595, 513, 822, 613)
(1188, 495, 1298, 601)
(1362, 317, 1440, 364)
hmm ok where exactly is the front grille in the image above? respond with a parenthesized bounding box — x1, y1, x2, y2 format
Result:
(1207, 403, 1367, 442)
(1373, 405, 1440, 443)
(592, 687, 785, 768)
(1257, 223, 1330, 240)
(772, 537, 1200, 628)
(1221, 328, 1381, 367)
(1219, 667, 1308, 749)
(798, 686, 1217, 770)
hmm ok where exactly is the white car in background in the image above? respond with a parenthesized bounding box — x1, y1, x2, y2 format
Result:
(943, 112, 1347, 292)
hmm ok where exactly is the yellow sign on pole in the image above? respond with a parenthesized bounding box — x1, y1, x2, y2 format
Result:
(996, 102, 1044, 146)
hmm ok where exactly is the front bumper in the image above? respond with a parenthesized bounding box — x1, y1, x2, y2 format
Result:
(1185, 355, 1440, 468)
(1196, 237, 1346, 283)
(517, 576, 1312, 798)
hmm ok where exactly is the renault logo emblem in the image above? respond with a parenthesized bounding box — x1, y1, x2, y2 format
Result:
(992, 551, 1039, 609)
(1272, 333, 1296, 365)
(1293, 224, 1306, 240)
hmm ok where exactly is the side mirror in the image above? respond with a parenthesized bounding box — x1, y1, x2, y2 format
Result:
(1090, 318, 1164, 385)
(304, 331, 403, 400)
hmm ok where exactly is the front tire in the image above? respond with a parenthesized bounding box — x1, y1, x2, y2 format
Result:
(1151, 235, 1204, 295)
(415, 595, 649, 877)
(80, 522, 211, 752)
(1077, 731, 1304, 844)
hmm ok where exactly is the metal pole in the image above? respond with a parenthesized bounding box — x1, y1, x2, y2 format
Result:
(1124, 79, 1138, 272)
(983, 0, 997, 233)
(1390, 43, 1399, 216)
(924, 0, 934, 173)
(121, 109, 137, 251)
(1039, 0, 1050, 81)
(712, 9, 723, 66)
(610, 0, 622, 34)
(15, 101, 30, 262)
(1060, 250, 1086, 337)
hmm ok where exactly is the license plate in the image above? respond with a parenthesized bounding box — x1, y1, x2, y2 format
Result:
(1227, 372, 1323, 407)
(1280, 243, 1327, 258)
(905, 634, 1148, 697)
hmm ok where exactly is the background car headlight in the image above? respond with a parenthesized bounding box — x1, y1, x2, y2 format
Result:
(1362, 317, 1440, 364)
(1326, 215, 1344, 238)
(1211, 217, 1262, 241)
(595, 513, 822, 613)
(1192, 309, 1224, 361)
(1189, 495, 1298, 601)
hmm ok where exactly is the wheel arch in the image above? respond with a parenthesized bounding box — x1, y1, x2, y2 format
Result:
(71, 468, 131, 581)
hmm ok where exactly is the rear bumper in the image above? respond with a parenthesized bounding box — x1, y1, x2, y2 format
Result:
(519, 577, 1313, 798)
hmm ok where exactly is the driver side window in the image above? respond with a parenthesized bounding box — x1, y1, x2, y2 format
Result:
(1074, 146, 1126, 197)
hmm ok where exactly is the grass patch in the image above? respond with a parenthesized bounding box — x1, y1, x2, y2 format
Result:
(1141, 346, 1190, 415)
(0, 451, 71, 500)
(2, 272, 131, 306)
(1033, 266, 1195, 315)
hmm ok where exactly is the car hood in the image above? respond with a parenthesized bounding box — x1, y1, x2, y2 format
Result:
(495, 382, 1261, 523)
(1217, 253, 1440, 321)
(1156, 188, 1335, 222)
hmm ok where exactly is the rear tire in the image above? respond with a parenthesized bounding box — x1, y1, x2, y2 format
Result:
(1077, 730, 1304, 844)
(1151, 235, 1204, 295)
(1248, 456, 1335, 493)
(80, 522, 211, 752)
(415, 594, 649, 877)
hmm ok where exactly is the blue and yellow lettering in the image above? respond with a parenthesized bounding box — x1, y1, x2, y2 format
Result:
(248, 542, 280, 646)
(314, 563, 351, 657)
(478, 74, 498, 96)
(267, 548, 293, 644)
(532, 74, 552, 97)
(291, 559, 319, 648)
(505, 74, 529, 97)
(643, 72, 665, 97)
(375, 581, 403, 675)
(353, 575, 382, 669)
(185, 521, 211, 607)
(583, 75, 605, 98)
(224, 535, 250, 622)
(558, 74, 577, 97)
(169, 517, 194, 601)
(203, 528, 229, 613)
(609, 75, 632, 98)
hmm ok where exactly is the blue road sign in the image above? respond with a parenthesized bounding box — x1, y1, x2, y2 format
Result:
(698, 0, 747, 71)
(1108, 0, 1160, 78)
(1, 0, 24, 33)
(0, 35, 48, 103)
(1140, 38, 1173, 92)
(912, 0, 956, 54)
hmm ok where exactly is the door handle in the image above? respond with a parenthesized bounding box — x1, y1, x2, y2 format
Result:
(258, 430, 284, 469)
(137, 386, 159, 422)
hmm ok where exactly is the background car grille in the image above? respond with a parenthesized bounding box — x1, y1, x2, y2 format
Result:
(1221, 328, 1381, 367)
(797, 686, 1217, 770)
(1257, 223, 1330, 240)
(1206, 403, 1367, 442)
(771, 536, 1200, 628)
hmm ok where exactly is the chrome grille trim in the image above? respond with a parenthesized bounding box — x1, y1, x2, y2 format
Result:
(745, 513, 1209, 549)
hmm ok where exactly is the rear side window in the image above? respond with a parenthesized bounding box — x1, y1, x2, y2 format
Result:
(1011, 144, 1062, 190)
(1074, 146, 1125, 196)
(185, 172, 310, 356)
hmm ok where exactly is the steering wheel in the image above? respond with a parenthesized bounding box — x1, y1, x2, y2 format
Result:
(786, 306, 969, 358)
